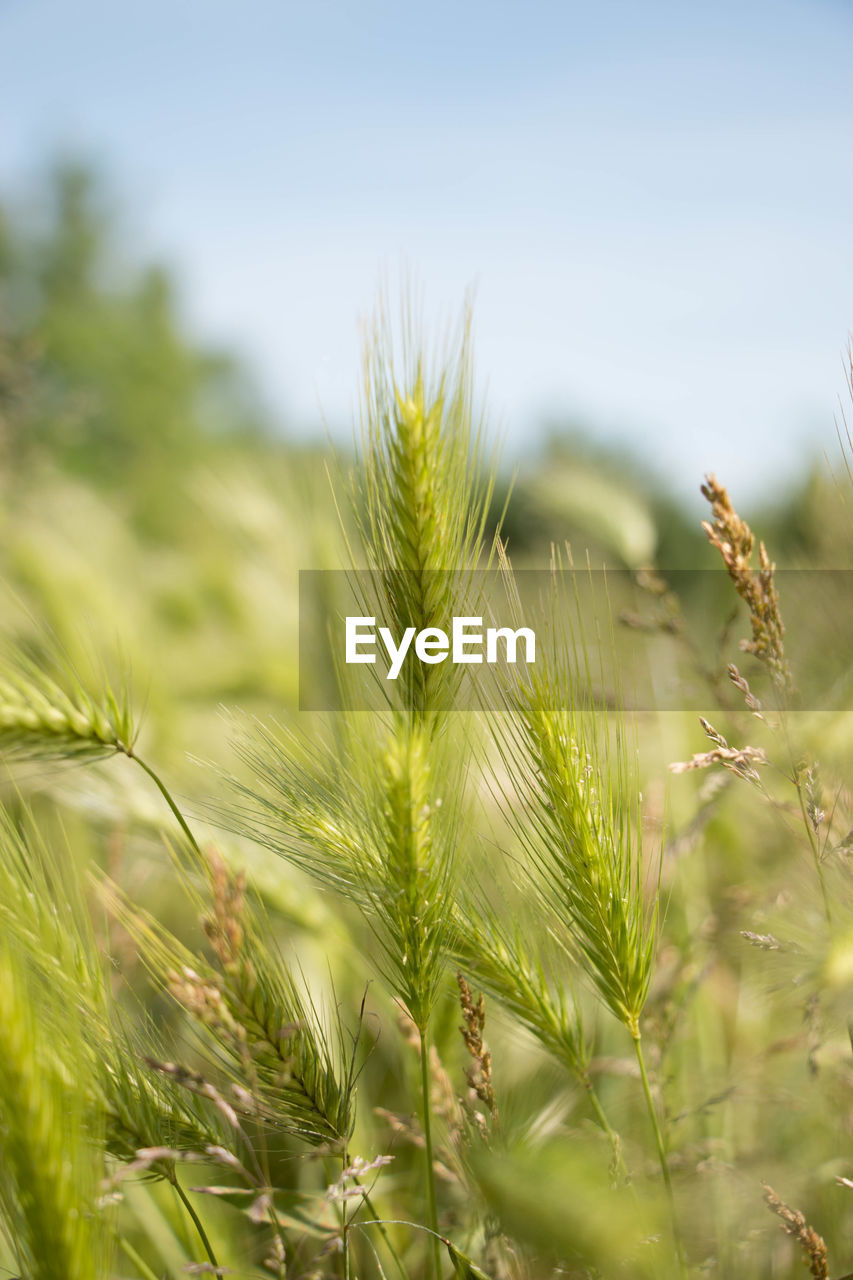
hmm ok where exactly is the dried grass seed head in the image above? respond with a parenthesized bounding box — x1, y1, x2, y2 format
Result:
(701, 474, 792, 693)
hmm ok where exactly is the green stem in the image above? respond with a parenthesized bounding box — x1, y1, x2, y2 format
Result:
(358, 1186, 409, 1280)
(793, 775, 849, 1062)
(169, 1171, 220, 1272)
(342, 1147, 352, 1280)
(581, 1070, 631, 1187)
(632, 1032, 687, 1278)
(419, 1026, 442, 1280)
(128, 751, 202, 854)
(117, 1236, 166, 1280)
(795, 777, 832, 927)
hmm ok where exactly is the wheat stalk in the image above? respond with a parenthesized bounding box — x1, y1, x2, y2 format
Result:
(479, 558, 689, 1271)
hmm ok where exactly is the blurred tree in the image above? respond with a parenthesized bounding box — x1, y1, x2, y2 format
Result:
(0, 162, 268, 531)
(490, 428, 704, 570)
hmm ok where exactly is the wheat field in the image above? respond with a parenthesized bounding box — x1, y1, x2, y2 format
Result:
(3, 202, 853, 1275)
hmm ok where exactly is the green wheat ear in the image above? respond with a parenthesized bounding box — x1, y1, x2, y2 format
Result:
(0, 647, 136, 760)
(0, 802, 231, 1185)
(228, 298, 494, 1027)
(453, 903, 589, 1079)
(358, 717, 459, 1031)
(0, 942, 110, 1279)
(350, 295, 497, 719)
(102, 848, 358, 1150)
(485, 554, 659, 1035)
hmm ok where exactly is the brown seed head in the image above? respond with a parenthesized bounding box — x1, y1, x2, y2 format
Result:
(457, 971, 498, 1125)
(762, 1183, 828, 1279)
(701, 475, 792, 692)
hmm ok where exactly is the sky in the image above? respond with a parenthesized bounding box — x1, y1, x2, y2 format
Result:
(2, 0, 852, 505)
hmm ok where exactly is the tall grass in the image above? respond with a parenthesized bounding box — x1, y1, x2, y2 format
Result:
(2, 311, 853, 1278)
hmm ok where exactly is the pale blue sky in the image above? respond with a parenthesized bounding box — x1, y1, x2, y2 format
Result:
(2, 0, 852, 503)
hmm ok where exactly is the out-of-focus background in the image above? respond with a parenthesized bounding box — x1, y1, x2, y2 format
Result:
(2, 0, 852, 505)
(2, 0, 852, 735)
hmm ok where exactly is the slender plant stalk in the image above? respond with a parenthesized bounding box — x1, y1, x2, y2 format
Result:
(580, 1070, 632, 1186)
(582, 1075, 616, 1146)
(632, 1031, 687, 1278)
(794, 776, 832, 926)
(118, 1236, 166, 1280)
(169, 1170, 219, 1272)
(358, 1186, 409, 1280)
(128, 750, 202, 854)
(342, 1145, 352, 1280)
(419, 1027, 442, 1280)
